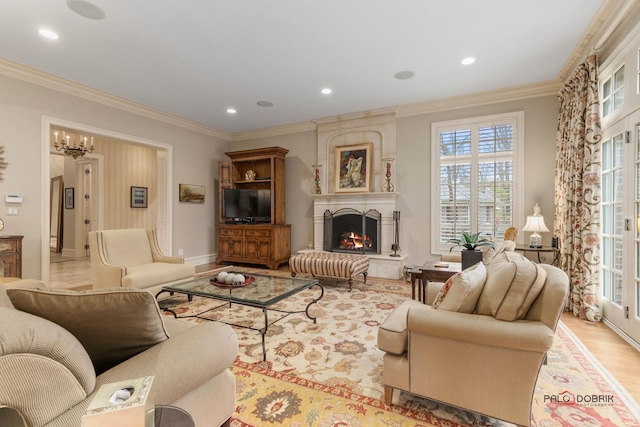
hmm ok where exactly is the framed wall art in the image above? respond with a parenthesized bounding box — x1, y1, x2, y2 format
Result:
(179, 184, 205, 203)
(334, 143, 373, 193)
(64, 187, 74, 209)
(130, 186, 148, 208)
(64, 187, 75, 209)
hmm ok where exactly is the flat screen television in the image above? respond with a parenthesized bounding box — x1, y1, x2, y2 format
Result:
(223, 188, 271, 222)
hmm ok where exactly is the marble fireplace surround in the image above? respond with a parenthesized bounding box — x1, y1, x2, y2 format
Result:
(304, 108, 407, 280)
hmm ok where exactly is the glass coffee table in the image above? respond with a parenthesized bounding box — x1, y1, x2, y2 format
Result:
(156, 272, 323, 361)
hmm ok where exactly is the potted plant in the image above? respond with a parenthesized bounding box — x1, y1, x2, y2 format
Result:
(447, 232, 495, 270)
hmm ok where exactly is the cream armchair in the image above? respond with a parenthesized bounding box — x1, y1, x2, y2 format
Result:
(89, 229, 195, 295)
(377, 253, 569, 427)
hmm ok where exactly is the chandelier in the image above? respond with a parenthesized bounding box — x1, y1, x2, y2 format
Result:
(54, 131, 94, 159)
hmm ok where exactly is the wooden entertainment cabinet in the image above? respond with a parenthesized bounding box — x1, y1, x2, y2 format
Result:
(217, 147, 291, 269)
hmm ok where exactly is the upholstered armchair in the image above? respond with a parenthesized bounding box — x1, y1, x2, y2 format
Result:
(377, 252, 569, 427)
(89, 228, 195, 295)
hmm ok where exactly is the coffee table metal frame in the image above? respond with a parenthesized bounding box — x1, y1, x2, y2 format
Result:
(156, 272, 323, 361)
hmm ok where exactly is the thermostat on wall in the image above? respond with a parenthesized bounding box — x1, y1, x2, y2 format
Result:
(5, 195, 22, 203)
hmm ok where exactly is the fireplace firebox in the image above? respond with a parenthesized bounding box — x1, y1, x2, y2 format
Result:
(323, 208, 381, 254)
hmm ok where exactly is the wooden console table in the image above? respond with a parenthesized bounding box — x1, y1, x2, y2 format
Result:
(514, 245, 560, 267)
(0, 235, 23, 278)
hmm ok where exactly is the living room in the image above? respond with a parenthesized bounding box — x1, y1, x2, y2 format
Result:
(2, 1, 640, 426)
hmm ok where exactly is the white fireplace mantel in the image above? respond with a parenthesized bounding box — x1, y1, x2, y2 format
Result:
(309, 192, 406, 279)
(307, 111, 406, 280)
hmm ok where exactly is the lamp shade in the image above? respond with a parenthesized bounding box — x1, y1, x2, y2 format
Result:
(522, 215, 550, 233)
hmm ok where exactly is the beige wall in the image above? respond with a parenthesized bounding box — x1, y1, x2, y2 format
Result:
(0, 73, 230, 279)
(94, 138, 158, 230)
(0, 68, 558, 278)
(232, 95, 559, 267)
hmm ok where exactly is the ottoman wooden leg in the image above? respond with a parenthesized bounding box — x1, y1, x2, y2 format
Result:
(363, 272, 368, 284)
(348, 278, 353, 292)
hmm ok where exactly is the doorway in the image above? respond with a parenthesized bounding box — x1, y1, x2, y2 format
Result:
(43, 117, 174, 285)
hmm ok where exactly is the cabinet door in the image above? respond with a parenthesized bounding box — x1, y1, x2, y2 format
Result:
(0, 254, 17, 277)
(219, 237, 243, 257)
(244, 238, 259, 259)
(256, 238, 272, 259)
(244, 238, 271, 260)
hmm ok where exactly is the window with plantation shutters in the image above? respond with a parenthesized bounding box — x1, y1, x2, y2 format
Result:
(431, 112, 524, 253)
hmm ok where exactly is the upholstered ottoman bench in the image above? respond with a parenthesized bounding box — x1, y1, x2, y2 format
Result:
(289, 252, 369, 291)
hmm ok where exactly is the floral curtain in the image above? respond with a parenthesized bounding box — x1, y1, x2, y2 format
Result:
(554, 54, 602, 322)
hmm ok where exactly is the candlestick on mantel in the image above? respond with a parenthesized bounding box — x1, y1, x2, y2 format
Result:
(382, 157, 394, 192)
(312, 164, 322, 194)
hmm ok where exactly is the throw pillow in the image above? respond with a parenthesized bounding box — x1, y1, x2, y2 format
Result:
(480, 240, 517, 265)
(7, 287, 170, 375)
(476, 251, 547, 321)
(432, 262, 487, 313)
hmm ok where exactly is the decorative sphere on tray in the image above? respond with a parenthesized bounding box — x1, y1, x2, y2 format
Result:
(216, 271, 228, 282)
(234, 274, 245, 284)
(224, 274, 235, 284)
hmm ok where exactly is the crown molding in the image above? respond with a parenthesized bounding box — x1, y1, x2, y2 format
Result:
(312, 106, 399, 126)
(0, 58, 232, 141)
(230, 120, 317, 142)
(556, 0, 636, 83)
(397, 80, 562, 118)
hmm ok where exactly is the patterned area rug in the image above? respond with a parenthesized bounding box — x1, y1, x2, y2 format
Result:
(161, 268, 640, 426)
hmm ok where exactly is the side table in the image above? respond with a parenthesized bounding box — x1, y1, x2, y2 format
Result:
(417, 261, 461, 303)
(155, 405, 194, 427)
(514, 246, 560, 267)
(409, 268, 423, 301)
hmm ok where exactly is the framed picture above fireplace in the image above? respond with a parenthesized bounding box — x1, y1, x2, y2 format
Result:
(334, 142, 372, 193)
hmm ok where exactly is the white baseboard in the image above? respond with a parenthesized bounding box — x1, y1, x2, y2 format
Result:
(184, 253, 217, 266)
(61, 248, 77, 258)
(602, 318, 640, 352)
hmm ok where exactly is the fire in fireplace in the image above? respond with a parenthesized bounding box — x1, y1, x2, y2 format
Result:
(339, 231, 373, 250)
(323, 208, 381, 254)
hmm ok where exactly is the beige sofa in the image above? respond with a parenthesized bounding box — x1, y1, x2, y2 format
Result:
(89, 229, 195, 295)
(377, 251, 569, 427)
(0, 282, 237, 427)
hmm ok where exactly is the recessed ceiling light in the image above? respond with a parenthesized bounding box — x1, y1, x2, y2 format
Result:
(394, 70, 415, 80)
(38, 29, 59, 40)
(321, 88, 332, 95)
(226, 108, 237, 114)
(257, 101, 273, 107)
(67, 0, 106, 20)
(461, 57, 476, 65)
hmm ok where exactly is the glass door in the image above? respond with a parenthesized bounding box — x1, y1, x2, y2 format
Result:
(601, 110, 640, 345)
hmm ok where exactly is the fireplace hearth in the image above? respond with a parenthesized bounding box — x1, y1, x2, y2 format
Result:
(323, 208, 381, 254)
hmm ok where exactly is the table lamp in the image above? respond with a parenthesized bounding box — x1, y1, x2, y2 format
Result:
(522, 203, 549, 248)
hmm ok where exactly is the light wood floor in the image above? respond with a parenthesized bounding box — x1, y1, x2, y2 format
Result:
(49, 257, 640, 404)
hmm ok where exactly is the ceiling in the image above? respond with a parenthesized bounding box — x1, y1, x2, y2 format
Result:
(0, 0, 611, 135)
